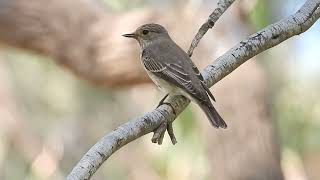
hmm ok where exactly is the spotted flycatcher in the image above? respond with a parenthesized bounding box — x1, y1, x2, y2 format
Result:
(123, 23, 227, 128)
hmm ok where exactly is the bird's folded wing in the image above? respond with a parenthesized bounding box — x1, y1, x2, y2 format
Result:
(190, 62, 216, 102)
(143, 55, 207, 102)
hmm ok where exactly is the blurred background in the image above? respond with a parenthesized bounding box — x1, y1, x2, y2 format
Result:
(0, 0, 319, 179)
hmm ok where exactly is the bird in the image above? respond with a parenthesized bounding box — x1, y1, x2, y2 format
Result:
(123, 23, 227, 128)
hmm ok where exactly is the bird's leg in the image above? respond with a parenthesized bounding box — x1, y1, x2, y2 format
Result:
(156, 93, 176, 115)
(156, 93, 169, 108)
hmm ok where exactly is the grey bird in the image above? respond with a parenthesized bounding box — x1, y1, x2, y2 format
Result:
(123, 23, 227, 128)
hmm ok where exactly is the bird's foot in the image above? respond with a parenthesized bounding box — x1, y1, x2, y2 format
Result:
(152, 121, 177, 145)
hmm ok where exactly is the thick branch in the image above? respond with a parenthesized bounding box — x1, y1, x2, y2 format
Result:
(67, 0, 320, 179)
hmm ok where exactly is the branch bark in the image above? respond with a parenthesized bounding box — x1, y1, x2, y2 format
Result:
(67, 0, 320, 179)
(187, 0, 236, 56)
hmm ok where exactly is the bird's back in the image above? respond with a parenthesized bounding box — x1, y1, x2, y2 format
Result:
(148, 39, 206, 95)
(142, 35, 227, 128)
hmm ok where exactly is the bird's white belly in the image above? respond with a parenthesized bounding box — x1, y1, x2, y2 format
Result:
(146, 71, 176, 93)
(140, 57, 183, 96)
(146, 70, 195, 100)
(144, 72, 203, 110)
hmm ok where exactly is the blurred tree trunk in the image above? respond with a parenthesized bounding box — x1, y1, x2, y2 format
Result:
(201, 61, 284, 180)
(0, 0, 284, 179)
(0, 0, 150, 86)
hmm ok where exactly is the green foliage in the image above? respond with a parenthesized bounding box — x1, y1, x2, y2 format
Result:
(103, 0, 145, 11)
(249, 0, 269, 30)
(275, 80, 320, 154)
(176, 105, 196, 137)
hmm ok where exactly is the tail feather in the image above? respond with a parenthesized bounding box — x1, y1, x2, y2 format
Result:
(199, 103, 227, 128)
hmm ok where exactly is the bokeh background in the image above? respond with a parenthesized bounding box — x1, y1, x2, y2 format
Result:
(0, 0, 319, 179)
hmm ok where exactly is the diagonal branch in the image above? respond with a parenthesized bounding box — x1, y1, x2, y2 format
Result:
(67, 0, 320, 179)
(187, 0, 236, 56)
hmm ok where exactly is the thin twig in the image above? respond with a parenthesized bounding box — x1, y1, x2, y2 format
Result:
(187, 0, 236, 56)
(67, 1, 320, 179)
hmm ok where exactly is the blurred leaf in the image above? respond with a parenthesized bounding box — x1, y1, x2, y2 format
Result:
(249, 0, 269, 30)
(103, 0, 145, 11)
(176, 105, 196, 137)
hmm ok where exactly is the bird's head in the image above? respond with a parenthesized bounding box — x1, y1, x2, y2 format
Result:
(123, 23, 170, 47)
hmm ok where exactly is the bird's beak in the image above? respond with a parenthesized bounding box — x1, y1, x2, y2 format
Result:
(122, 33, 136, 38)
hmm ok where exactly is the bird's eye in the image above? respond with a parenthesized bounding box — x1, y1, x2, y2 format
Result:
(142, 30, 149, 35)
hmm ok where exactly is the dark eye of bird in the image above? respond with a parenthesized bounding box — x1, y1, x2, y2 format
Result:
(142, 30, 149, 35)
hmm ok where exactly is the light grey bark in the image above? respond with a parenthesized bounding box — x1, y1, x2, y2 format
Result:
(187, 0, 236, 56)
(67, 0, 320, 179)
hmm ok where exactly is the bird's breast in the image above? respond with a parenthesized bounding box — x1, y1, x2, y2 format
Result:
(145, 70, 175, 93)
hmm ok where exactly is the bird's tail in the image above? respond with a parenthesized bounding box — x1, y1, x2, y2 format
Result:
(199, 102, 227, 128)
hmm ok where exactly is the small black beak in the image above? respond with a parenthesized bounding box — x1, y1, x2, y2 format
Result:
(122, 33, 136, 38)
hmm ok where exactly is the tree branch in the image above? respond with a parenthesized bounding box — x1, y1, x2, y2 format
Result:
(67, 0, 320, 179)
(187, 0, 236, 56)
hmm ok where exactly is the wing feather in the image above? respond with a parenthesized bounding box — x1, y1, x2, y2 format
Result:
(141, 44, 225, 128)
(191, 62, 216, 102)
(143, 55, 165, 72)
(142, 51, 206, 102)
